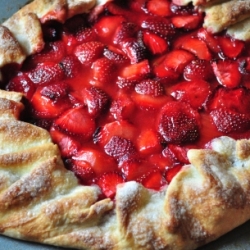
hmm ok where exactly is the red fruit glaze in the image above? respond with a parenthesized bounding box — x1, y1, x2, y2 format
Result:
(3, 0, 250, 198)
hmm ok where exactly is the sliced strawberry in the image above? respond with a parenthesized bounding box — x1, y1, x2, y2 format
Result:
(119, 59, 151, 80)
(59, 55, 82, 78)
(110, 93, 135, 120)
(75, 27, 97, 43)
(72, 148, 117, 176)
(210, 108, 250, 134)
(116, 77, 137, 90)
(74, 41, 105, 65)
(82, 86, 110, 117)
(143, 31, 168, 55)
(141, 16, 175, 39)
(167, 144, 190, 164)
(64, 14, 87, 34)
(128, 0, 147, 13)
(238, 57, 250, 74)
(91, 57, 116, 84)
(104, 135, 137, 161)
(94, 15, 126, 40)
(163, 49, 195, 74)
(50, 127, 81, 157)
(141, 169, 166, 190)
(175, 37, 212, 60)
(97, 172, 125, 198)
(170, 80, 211, 110)
(183, 59, 214, 81)
(103, 46, 129, 64)
(93, 120, 138, 147)
(6, 73, 35, 100)
(135, 79, 164, 96)
(165, 164, 182, 183)
(218, 36, 244, 59)
(61, 33, 78, 54)
(197, 28, 220, 54)
(157, 101, 200, 144)
(172, 14, 202, 30)
(146, 0, 172, 17)
(31, 84, 71, 119)
(137, 129, 162, 155)
(212, 60, 241, 88)
(113, 22, 138, 44)
(149, 152, 175, 170)
(54, 107, 96, 138)
(121, 39, 147, 64)
(27, 62, 65, 85)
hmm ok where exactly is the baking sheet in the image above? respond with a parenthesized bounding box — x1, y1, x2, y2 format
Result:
(0, 0, 250, 249)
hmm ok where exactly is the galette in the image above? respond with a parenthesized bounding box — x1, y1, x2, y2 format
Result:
(1, 0, 250, 249)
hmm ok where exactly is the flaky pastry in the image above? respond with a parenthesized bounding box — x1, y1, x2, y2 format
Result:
(1, 1, 250, 250)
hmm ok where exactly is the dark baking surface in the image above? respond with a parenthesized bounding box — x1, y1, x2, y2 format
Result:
(0, 0, 250, 249)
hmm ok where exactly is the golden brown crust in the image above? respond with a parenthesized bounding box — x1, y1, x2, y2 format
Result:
(1, 1, 250, 250)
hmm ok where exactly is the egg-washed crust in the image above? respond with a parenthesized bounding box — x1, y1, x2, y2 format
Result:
(1, 1, 250, 250)
(172, 0, 250, 41)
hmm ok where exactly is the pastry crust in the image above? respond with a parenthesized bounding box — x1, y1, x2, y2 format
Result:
(1, 1, 250, 250)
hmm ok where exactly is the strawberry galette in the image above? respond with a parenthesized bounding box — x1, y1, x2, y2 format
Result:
(1, 0, 250, 249)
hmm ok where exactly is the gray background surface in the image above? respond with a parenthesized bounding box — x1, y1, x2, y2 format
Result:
(0, 0, 249, 249)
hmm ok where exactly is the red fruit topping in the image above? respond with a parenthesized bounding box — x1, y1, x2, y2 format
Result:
(59, 55, 82, 78)
(165, 164, 182, 183)
(218, 36, 244, 59)
(170, 80, 211, 110)
(28, 62, 65, 85)
(74, 41, 105, 65)
(158, 101, 200, 144)
(104, 136, 137, 161)
(143, 31, 168, 55)
(103, 46, 129, 64)
(113, 22, 138, 44)
(168, 144, 190, 164)
(54, 107, 95, 138)
(82, 86, 110, 117)
(135, 79, 164, 96)
(146, 0, 172, 17)
(212, 60, 241, 88)
(75, 27, 97, 43)
(97, 172, 125, 198)
(172, 14, 202, 30)
(183, 59, 213, 81)
(116, 77, 137, 90)
(141, 169, 166, 190)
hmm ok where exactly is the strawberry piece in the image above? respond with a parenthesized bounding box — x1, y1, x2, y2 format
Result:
(170, 80, 211, 110)
(197, 28, 220, 54)
(119, 59, 151, 80)
(104, 135, 137, 161)
(210, 109, 250, 134)
(218, 36, 244, 59)
(103, 46, 129, 64)
(6, 73, 35, 100)
(128, 0, 147, 13)
(238, 57, 250, 74)
(27, 62, 65, 85)
(121, 39, 147, 64)
(61, 33, 78, 54)
(143, 31, 168, 55)
(149, 152, 175, 170)
(54, 107, 95, 138)
(157, 101, 200, 144)
(175, 37, 212, 60)
(110, 93, 135, 120)
(50, 127, 81, 157)
(82, 86, 110, 116)
(165, 164, 182, 183)
(64, 14, 87, 34)
(97, 172, 125, 198)
(116, 77, 137, 90)
(167, 144, 190, 164)
(172, 14, 202, 30)
(135, 79, 164, 96)
(91, 57, 116, 84)
(31, 84, 71, 119)
(94, 15, 126, 40)
(113, 22, 138, 44)
(183, 59, 214, 81)
(93, 120, 138, 147)
(59, 55, 82, 78)
(212, 60, 241, 88)
(72, 148, 117, 176)
(75, 27, 97, 43)
(141, 17, 175, 39)
(137, 129, 162, 154)
(74, 41, 105, 65)
(141, 170, 166, 190)
(146, 0, 172, 17)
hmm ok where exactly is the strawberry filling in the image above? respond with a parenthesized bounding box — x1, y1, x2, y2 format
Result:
(2, 0, 250, 199)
